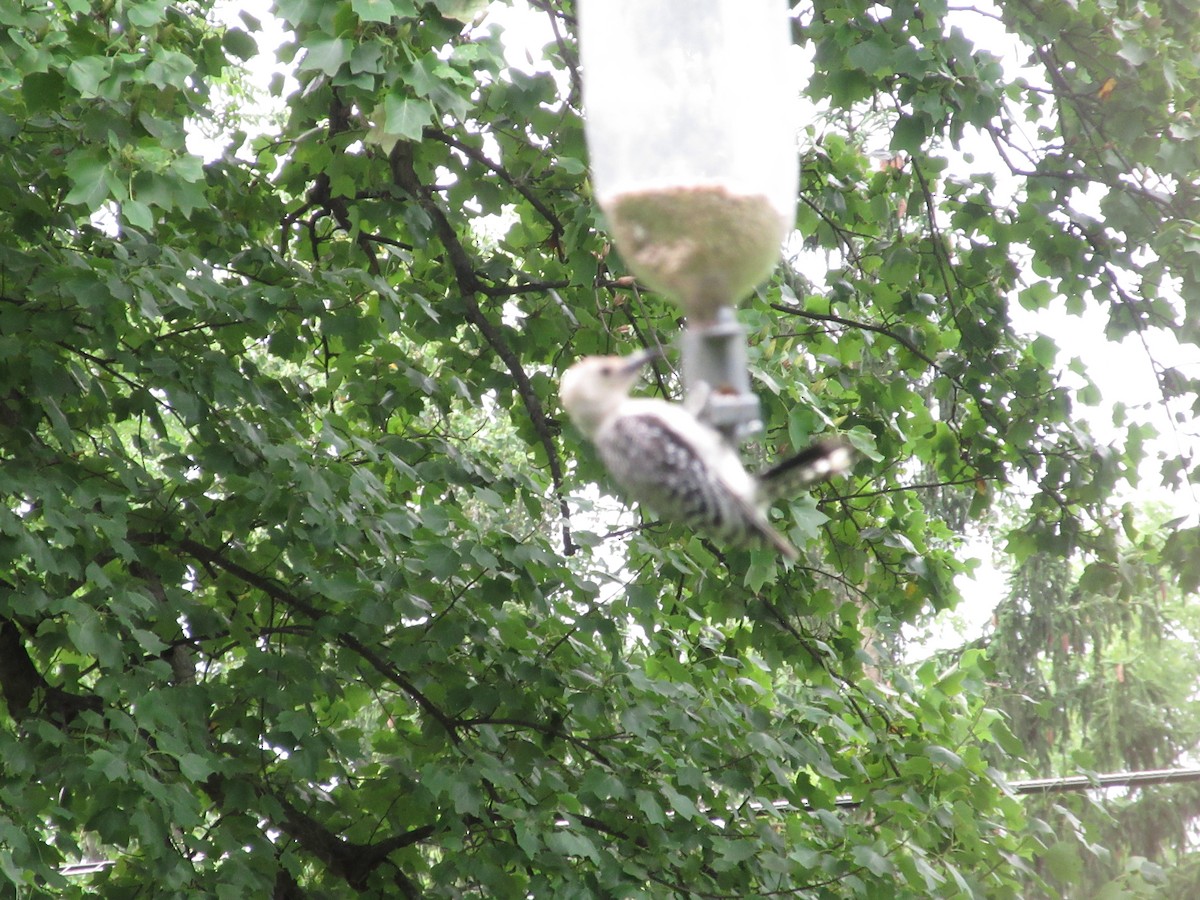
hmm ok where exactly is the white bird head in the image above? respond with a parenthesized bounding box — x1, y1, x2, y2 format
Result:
(559, 348, 660, 438)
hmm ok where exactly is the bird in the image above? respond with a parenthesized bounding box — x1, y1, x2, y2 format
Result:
(559, 348, 852, 560)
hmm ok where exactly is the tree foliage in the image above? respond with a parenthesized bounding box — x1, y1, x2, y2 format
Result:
(0, 0, 1198, 896)
(980, 520, 1200, 898)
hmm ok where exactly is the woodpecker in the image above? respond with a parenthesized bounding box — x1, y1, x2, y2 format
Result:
(559, 349, 853, 560)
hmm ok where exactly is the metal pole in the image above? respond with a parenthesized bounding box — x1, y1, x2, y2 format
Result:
(679, 306, 762, 444)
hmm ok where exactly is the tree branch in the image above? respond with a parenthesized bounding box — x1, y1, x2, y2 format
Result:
(173, 536, 461, 741)
(455, 715, 619, 767)
(427, 127, 564, 240)
(202, 775, 431, 896)
(388, 141, 577, 555)
(770, 302, 942, 371)
(0, 617, 102, 725)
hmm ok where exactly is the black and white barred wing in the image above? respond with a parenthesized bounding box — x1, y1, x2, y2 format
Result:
(595, 412, 788, 554)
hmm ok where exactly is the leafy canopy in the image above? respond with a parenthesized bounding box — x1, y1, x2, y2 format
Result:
(1, 0, 1198, 896)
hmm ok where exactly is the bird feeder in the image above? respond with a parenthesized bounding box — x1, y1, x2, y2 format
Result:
(578, 0, 798, 439)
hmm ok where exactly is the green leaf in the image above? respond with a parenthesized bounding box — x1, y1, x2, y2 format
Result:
(1116, 41, 1151, 67)
(715, 838, 758, 870)
(66, 606, 123, 668)
(145, 51, 196, 89)
(90, 749, 130, 782)
(127, 0, 169, 27)
(122, 198, 154, 231)
(635, 790, 667, 826)
(130, 628, 169, 653)
(21, 71, 64, 113)
(1043, 841, 1084, 883)
(66, 56, 109, 97)
(847, 37, 892, 76)
(891, 114, 929, 153)
(300, 37, 352, 76)
(431, 0, 488, 20)
(785, 494, 829, 542)
(178, 753, 215, 782)
(661, 786, 699, 821)
(405, 53, 472, 119)
(63, 150, 112, 210)
(1030, 334, 1057, 367)
(924, 745, 964, 771)
(545, 830, 601, 864)
(852, 845, 893, 877)
(745, 547, 777, 592)
(382, 94, 435, 141)
(222, 28, 258, 62)
(352, 0, 417, 22)
(1018, 280, 1054, 310)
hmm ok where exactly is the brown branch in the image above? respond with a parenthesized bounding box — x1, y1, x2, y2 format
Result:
(526, 1, 580, 105)
(475, 278, 572, 298)
(272, 793, 431, 892)
(985, 124, 1173, 211)
(759, 599, 905, 782)
(173, 536, 461, 741)
(1, 583, 436, 893)
(772, 301, 1074, 507)
(427, 128, 564, 239)
(796, 191, 873, 264)
(0, 617, 102, 725)
(908, 156, 967, 329)
(840, 475, 998, 500)
(201, 774, 432, 896)
(388, 141, 577, 555)
(359, 231, 414, 252)
(280, 200, 316, 257)
(456, 715, 618, 767)
(769, 303, 942, 370)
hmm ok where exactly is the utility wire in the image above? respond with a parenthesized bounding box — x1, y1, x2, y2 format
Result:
(1008, 766, 1200, 796)
(828, 766, 1200, 809)
(59, 768, 1200, 877)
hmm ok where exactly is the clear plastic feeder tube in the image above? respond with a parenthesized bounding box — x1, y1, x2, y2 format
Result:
(579, 0, 799, 323)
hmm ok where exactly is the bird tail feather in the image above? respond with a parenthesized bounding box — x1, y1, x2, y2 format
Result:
(757, 437, 854, 504)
